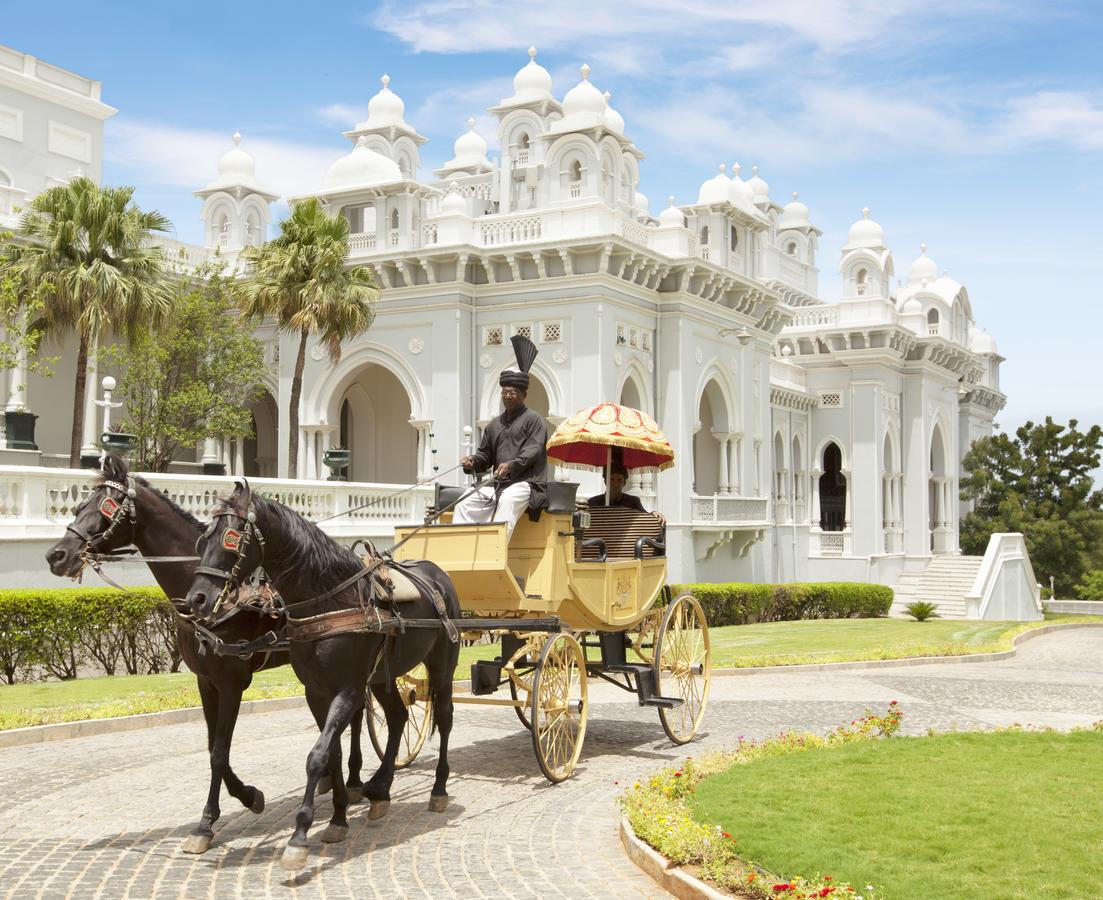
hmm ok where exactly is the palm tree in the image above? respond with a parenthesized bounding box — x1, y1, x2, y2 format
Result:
(236, 198, 378, 478)
(1, 177, 171, 466)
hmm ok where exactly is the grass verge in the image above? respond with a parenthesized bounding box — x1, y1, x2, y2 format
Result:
(2, 614, 1099, 730)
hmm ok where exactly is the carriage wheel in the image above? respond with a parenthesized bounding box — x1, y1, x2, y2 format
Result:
(508, 674, 532, 731)
(366, 663, 433, 769)
(530, 633, 588, 783)
(654, 593, 711, 745)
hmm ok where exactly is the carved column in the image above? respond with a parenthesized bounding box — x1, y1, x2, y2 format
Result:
(713, 430, 732, 495)
(304, 426, 318, 481)
(234, 437, 245, 477)
(811, 466, 822, 527)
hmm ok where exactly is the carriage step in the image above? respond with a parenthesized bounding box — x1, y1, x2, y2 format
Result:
(605, 664, 647, 675)
(641, 696, 683, 710)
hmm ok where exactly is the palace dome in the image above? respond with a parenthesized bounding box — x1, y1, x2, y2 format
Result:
(562, 64, 607, 119)
(778, 192, 810, 230)
(728, 162, 755, 210)
(907, 244, 939, 285)
(634, 190, 649, 214)
(843, 207, 885, 249)
(218, 132, 254, 181)
(658, 196, 685, 227)
(440, 182, 467, 215)
(441, 118, 490, 171)
(323, 136, 402, 190)
(969, 325, 999, 355)
(510, 46, 554, 101)
(697, 164, 731, 205)
(901, 296, 923, 316)
(747, 165, 769, 203)
(603, 91, 625, 133)
(365, 74, 406, 127)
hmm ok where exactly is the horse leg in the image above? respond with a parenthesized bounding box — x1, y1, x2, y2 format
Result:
(427, 640, 459, 812)
(345, 703, 365, 799)
(182, 678, 221, 853)
(361, 680, 408, 821)
(216, 682, 265, 816)
(281, 689, 359, 872)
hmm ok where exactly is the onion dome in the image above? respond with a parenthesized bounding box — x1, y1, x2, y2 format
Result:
(219, 132, 254, 181)
(365, 74, 406, 127)
(440, 181, 467, 215)
(634, 190, 649, 214)
(603, 91, 625, 133)
(968, 324, 999, 355)
(901, 296, 923, 316)
(440, 118, 490, 172)
(697, 164, 731, 205)
(778, 192, 810, 230)
(907, 243, 939, 286)
(658, 195, 685, 227)
(728, 162, 755, 209)
(746, 165, 769, 203)
(510, 46, 554, 102)
(323, 135, 402, 190)
(562, 64, 607, 119)
(843, 206, 885, 249)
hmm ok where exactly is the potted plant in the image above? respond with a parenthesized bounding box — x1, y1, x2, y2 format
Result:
(3, 407, 38, 450)
(100, 423, 138, 455)
(322, 445, 351, 481)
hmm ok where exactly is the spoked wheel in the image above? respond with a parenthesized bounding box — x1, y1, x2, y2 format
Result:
(530, 633, 588, 783)
(508, 672, 532, 731)
(366, 663, 433, 769)
(654, 593, 711, 745)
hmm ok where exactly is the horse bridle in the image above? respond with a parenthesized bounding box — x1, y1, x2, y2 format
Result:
(67, 478, 138, 564)
(193, 498, 267, 621)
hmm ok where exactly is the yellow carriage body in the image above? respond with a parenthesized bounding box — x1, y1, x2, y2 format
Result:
(391, 509, 667, 631)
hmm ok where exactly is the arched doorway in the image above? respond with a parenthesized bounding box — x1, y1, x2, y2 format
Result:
(773, 432, 788, 522)
(245, 392, 278, 477)
(818, 442, 846, 531)
(693, 379, 732, 495)
(337, 365, 416, 484)
(929, 423, 949, 550)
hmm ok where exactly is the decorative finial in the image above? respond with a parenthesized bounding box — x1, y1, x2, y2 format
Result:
(381, 74, 391, 88)
(920, 242, 927, 254)
(232, 131, 242, 145)
(528, 46, 538, 59)
(792, 191, 798, 200)
(467, 117, 476, 130)
(668, 195, 676, 206)
(862, 206, 871, 218)
(752, 165, 759, 175)
(732, 162, 742, 177)
(718, 163, 726, 175)
(604, 90, 612, 101)
(580, 63, 591, 80)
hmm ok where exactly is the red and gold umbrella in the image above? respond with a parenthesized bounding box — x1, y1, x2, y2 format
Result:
(546, 402, 675, 473)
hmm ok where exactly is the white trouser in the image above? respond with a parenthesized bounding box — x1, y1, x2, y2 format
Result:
(452, 482, 532, 538)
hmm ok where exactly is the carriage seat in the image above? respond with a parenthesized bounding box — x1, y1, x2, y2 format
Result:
(577, 506, 666, 562)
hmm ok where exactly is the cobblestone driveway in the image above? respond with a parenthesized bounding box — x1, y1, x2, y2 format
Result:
(2, 627, 1101, 900)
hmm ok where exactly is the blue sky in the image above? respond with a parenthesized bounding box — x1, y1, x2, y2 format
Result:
(5, 1, 1102, 435)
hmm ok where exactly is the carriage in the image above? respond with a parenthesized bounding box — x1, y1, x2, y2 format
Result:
(372, 403, 712, 783)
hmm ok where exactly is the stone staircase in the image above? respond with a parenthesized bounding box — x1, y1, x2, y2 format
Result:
(891, 555, 985, 619)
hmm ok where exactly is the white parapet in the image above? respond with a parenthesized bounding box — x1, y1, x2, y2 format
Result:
(963, 532, 1043, 621)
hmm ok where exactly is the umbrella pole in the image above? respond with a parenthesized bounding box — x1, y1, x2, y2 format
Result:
(605, 446, 611, 506)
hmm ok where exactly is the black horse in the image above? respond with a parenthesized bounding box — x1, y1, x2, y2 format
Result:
(185, 483, 460, 871)
(44, 454, 369, 854)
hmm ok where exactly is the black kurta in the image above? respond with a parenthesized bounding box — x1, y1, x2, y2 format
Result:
(587, 492, 647, 512)
(467, 405, 549, 508)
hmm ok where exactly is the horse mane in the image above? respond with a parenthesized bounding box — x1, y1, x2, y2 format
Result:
(92, 454, 205, 530)
(130, 476, 205, 529)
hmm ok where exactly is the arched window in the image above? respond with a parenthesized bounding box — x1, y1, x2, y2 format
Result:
(786, 241, 797, 256)
(927, 308, 939, 325)
(389, 208, 399, 230)
(699, 224, 710, 244)
(730, 226, 738, 250)
(856, 268, 868, 296)
(519, 132, 530, 150)
(818, 442, 846, 532)
(244, 211, 261, 246)
(570, 160, 582, 181)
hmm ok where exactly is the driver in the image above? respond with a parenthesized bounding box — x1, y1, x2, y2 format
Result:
(455, 335, 548, 538)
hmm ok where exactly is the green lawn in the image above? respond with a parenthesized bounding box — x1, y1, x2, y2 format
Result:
(2, 614, 1098, 730)
(689, 729, 1103, 899)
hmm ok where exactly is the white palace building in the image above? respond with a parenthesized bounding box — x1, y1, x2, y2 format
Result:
(0, 45, 1041, 618)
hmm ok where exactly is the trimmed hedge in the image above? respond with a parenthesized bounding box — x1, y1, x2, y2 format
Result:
(670, 582, 893, 627)
(0, 587, 179, 684)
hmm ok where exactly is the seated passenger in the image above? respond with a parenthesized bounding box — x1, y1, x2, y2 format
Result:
(587, 464, 666, 525)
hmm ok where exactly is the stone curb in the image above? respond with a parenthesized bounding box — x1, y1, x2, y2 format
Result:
(4, 623, 1101, 750)
(619, 814, 732, 900)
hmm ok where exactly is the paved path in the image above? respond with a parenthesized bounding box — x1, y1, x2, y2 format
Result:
(2, 627, 1101, 900)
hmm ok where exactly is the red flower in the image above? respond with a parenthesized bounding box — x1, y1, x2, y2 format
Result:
(824, 876, 832, 882)
(773, 884, 794, 892)
(721, 831, 731, 838)
(747, 873, 757, 882)
(890, 700, 898, 706)
(673, 771, 683, 777)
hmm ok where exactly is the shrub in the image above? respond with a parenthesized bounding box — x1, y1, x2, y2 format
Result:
(905, 600, 940, 622)
(0, 587, 175, 683)
(669, 582, 892, 627)
(1075, 570, 1103, 601)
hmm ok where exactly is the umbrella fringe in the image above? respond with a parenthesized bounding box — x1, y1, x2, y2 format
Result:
(546, 430, 674, 458)
(550, 461, 668, 475)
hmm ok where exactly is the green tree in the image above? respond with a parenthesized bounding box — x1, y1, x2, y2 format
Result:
(236, 198, 377, 477)
(960, 417, 1103, 595)
(0, 178, 171, 466)
(0, 238, 56, 404)
(103, 266, 268, 472)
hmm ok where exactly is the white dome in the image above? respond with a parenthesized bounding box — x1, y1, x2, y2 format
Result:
(697, 164, 731, 205)
(907, 243, 939, 285)
(440, 181, 467, 215)
(901, 297, 923, 315)
(603, 91, 625, 133)
(746, 165, 769, 203)
(323, 136, 402, 190)
(845, 207, 885, 248)
(511, 46, 553, 101)
(658, 196, 685, 227)
(778, 192, 810, 230)
(969, 325, 999, 355)
(634, 190, 649, 213)
(366, 74, 406, 127)
(728, 162, 755, 209)
(562, 64, 607, 119)
(445, 117, 490, 169)
(218, 132, 255, 180)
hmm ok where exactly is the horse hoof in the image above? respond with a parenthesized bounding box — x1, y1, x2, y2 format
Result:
(181, 833, 213, 855)
(250, 789, 265, 815)
(317, 775, 332, 795)
(280, 844, 310, 871)
(320, 824, 348, 844)
(368, 800, 390, 821)
(428, 794, 449, 813)
(345, 790, 365, 805)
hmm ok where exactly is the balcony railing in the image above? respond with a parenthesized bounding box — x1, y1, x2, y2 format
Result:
(690, 494, 769, 524)
(348, 232, 377, 253)
(790, 306, 839, 328)
(514, 149, 530, 166)
(480, 215, 543, 246)
(568, 181, 582, 199)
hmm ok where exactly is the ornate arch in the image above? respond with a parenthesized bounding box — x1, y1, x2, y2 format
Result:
(693, 362, 737, 433)
(306, 342, 427, 427)
(615, 359, 653, 414)
(545, 134, 598, 173)
(479, 359, 564, 422)
(814, 435, 848, 471)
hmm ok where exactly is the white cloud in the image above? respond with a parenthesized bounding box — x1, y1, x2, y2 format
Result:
(315, 103, 363, 128)
(997, 91, 1103, 151)
(106, 119, 341, 200)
